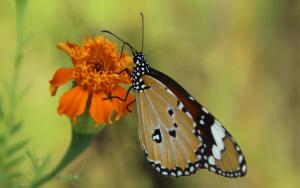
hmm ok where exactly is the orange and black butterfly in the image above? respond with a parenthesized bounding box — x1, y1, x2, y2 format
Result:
(103, 13, 247, 178)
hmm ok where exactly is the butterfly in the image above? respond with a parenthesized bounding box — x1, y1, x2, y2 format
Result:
(102, 13, 247, 178)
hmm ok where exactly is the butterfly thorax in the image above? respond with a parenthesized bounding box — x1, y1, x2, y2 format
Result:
(130, 52, 150, 92)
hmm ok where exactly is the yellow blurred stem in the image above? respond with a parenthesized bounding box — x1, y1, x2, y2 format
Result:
(31, 128, 102, 188)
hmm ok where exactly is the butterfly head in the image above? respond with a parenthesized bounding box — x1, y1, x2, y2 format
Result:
(133, 52, 146, 63)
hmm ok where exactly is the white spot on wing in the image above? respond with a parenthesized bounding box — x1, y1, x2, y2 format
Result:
(212, 145, 221, 160)
(202, 107, 209, 114)
(186, 112, 193, 119)
(242, 164, 247, 172)
(204, 163, 208, 168)
(193, 123, 197, 128)
(152, 134, 161, 142)
(189, 96, 194, 101)
(208, 156, 216, 165)
(178, 102, 184, 110)
(214, 119, 225, 132)
(177, 171, 183, 176)
(197, 155, 202, 160)
(190, 166, 195, 172)
(239, 155, 243, 163)
(211, 120, 226, 160)
(210, 167, 216, 172)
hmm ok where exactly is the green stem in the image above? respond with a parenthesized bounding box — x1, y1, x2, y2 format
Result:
(0, 3, 27, 188)
(0, 0, 27, 171)
(7, 0, 27, 126)
(31, 130, 97, 188)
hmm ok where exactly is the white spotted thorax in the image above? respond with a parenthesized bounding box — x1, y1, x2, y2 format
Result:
(130, 52, 150, 92)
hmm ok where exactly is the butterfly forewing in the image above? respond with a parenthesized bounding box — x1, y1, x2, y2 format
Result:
(136, 68, 247, 178)
(137, 75, 204, 176)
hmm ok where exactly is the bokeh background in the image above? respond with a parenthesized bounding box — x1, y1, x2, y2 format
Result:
(1, 0, 300, 187)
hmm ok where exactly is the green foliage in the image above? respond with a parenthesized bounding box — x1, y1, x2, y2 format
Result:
(2, 0, 104, 187)
(26, 151, 51, 184)
(0, 0, 34, 187)
(0, 121, 28, 188)
(31, 130, 97, 188)
(0, 97, 3, 121)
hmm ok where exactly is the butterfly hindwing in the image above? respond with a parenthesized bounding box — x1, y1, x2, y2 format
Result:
(136, 68, 247, 178)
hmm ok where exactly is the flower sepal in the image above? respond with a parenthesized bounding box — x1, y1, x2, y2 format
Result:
(71, 102, 105, 134)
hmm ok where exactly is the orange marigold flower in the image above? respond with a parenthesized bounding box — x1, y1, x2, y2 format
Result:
(49, 36, 134, 125)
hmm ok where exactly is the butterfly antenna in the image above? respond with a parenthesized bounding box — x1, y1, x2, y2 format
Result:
(101, 30, 137, 53)
(140, 12, 144, 52)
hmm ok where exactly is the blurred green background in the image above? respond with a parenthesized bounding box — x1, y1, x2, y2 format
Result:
(1, 0, 300, 187)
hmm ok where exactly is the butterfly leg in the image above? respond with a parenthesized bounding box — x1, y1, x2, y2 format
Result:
(103, 85, 134, 112)
(103, 85, 133, 102)
(125, 99, 136, 112)
(119, 42, 126, 60)
(117, 67, 130, 75)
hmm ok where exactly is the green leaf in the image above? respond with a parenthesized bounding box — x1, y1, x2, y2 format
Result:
(0, 171, 22, 180)
(9, 122, 23, 136)
(7, 139, 29, 157)
(0, 134, 4, 145)
(26, 150, 51, 181)
(31, 130, 98, 188)
(16, 84, 31, 105)
(15, 0, 27, 53)
(2, 156, 25, 171)
(0, 96, 3, 121)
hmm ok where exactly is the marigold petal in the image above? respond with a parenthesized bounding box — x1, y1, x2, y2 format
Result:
(49, 68, 74, 96)
(58, 86, 89, 121)
(90, 92, 114, 125)
(57, 42, 78, 56)
(111, 85, 134, 121)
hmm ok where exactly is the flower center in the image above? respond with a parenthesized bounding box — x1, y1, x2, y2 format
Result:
(73, 57, 129, 94)
(63, 36, 133, 94)
(94, 63, 103, 72)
